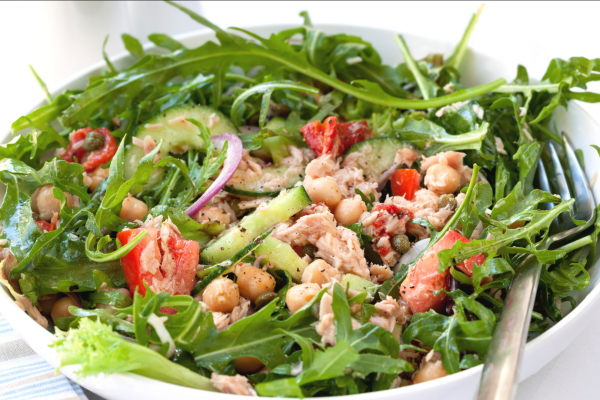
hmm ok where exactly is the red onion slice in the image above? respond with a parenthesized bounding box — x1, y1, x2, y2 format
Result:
(377, 161, 400, 192)
(185, 133, 243, 217)
(65, 292, 83, 309)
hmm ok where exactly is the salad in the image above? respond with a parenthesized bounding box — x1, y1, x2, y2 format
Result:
(1, 2, 599, 397)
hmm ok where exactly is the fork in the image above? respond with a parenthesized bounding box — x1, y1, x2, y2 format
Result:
(476, 134, 597, 400)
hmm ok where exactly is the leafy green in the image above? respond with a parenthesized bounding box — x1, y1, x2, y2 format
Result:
(403, 296, 496, 374)
(121, 34, 145, 59)
(52, 318, 216, 391)
(445, 5, 483, 69)
(393, 115, 488, 156)
(438, 197, 578, 270)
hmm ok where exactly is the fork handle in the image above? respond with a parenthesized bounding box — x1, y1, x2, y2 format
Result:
(477, 254, 542, 400)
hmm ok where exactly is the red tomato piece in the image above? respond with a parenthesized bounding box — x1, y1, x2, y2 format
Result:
(400, 231, 483, 314)
(35, 221, 55, 232)
(159, 307, 178, 315)
(300, 116, 370, 158)
(117, 226, 199, 297)
(61, 127, 118, 172)
(391, 169, 421, 200)
(456, 253, 486, 277)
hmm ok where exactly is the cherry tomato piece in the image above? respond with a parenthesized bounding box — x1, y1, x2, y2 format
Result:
(62, 127, 118, 172)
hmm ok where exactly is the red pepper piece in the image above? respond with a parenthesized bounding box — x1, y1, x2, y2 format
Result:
(117, 226, 199, 297)
(391, 169, 421, 200)
(300, 116, 370, 158)
(61, 127, 118, 172)
(35, 221, 55, 232)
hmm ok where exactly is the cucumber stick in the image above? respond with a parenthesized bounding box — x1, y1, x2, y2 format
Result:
(124, 105, 237, 183)
(201, 186, 311, 263)
(341, 274, 377, 294)
(255, 236, 307, 282)
(342, 137, 411, 176)
(224, 165, 303, 197)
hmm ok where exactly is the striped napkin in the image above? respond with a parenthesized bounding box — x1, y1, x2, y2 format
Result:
(0, 312, 88, 400)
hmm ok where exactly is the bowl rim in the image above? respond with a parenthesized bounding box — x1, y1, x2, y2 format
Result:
(4, 22, 600, 399)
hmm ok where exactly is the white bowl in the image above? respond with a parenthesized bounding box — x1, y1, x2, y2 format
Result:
(2, 24, 599, 400)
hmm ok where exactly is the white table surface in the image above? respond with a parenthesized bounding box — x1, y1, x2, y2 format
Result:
(1, 2, 599, 399)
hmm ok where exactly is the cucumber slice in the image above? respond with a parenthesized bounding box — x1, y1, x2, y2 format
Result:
(255, 236, 308, 282)
(341, 274, 378, 296)
(224, 165, 304, 197)
(343, 137, 412, 176)
(124, 105, 237, 183)
(201, 186, 312, 263)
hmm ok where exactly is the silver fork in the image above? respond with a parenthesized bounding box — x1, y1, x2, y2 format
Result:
(476, 134, 596, 400)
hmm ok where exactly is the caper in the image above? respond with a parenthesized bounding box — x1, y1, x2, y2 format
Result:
(438, 193, 457, 211)
(391, 234, 411, 254)
(82, 130, 106, 152)
(255, 292, 278, 309)
(301, 244, 318, 259)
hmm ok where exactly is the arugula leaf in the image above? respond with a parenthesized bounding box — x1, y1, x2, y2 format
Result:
(297, 341, 359, 385)
(121, 34, 145, 59)
(191, 291, 323, 372)
(102, 35, 117, 75)
(349, 353, 412, 375)
(393, 115, 488, 156)
(11, 93, 74, 133)
(230, 80, 319, 127)
(472, 258, 514, 294)
(29, 65, 53, 104)
(438, 198, 578, 270)
(445, 4, 484, 69)
(395, 35, 439, 100)
(403, 296, 496, 374)
(459, 181, 492, 239)
(513, 141, 542, 194)
(148, 33, 185, 52)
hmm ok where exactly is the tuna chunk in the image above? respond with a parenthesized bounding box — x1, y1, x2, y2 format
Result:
(272, 210, 370, 279)
(271, 212, 337, 246)
(211, 373, 257, 396)
(315, 226, 371, 279)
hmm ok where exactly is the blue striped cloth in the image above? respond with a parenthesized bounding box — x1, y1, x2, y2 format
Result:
(0, 312, 88, 400)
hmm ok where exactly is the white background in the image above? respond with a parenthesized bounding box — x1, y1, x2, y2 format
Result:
(1, 2, 599, 399)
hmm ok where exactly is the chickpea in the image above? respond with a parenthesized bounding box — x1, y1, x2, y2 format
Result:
(508, 220, 526, 229)
(235, 357, 264, 374)
(301, 260, 340, 286)
(193, 206, 231, 226)
(119, 195, 148, 222)
(236, 266, 276, 303)
(84, 167, 110, 191)
(413, 360, 448, 384)
(51, 296, 77, 320)
(203, 277, 240, 313)
(37, 294, 59, 315)
(286, 283, 320, 314)
(424, 164, 461, 195)
(304, 177, 342, 208)
(334, 195, 367, 226)
(34, 185, 75, 221)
